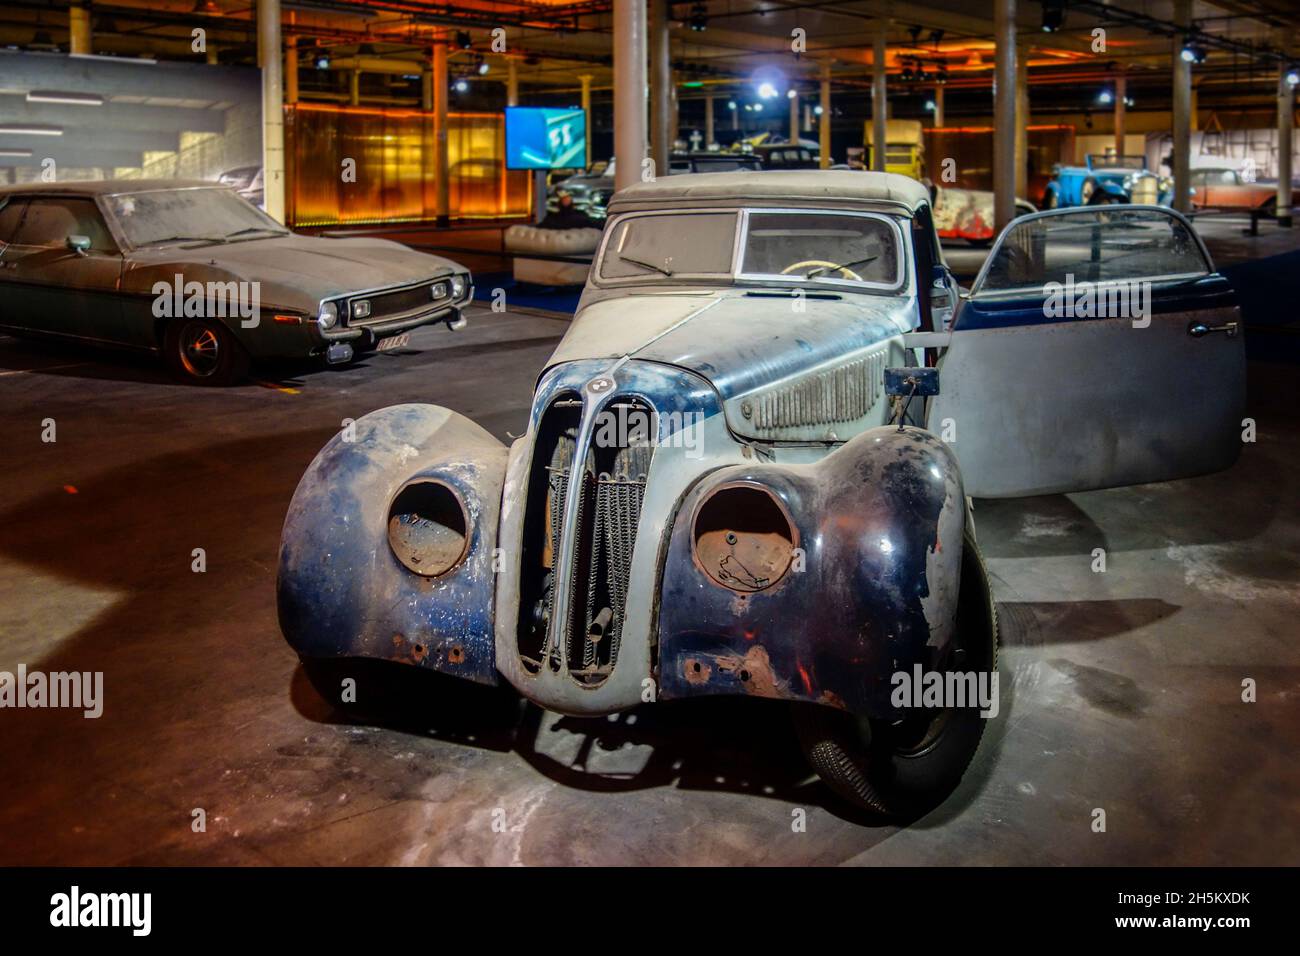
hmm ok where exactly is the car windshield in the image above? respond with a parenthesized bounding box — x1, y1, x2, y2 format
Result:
(974, 208, 1210, 295)
(105, 187, 287, 247)
(1089, 155, 1145, 170)
(598, 209, 902, 290)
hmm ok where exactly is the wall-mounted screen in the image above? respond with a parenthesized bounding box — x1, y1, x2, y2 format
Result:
(504, 106, 586, 170)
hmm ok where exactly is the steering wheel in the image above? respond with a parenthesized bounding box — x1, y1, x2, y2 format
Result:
(780, 259, 863, 282)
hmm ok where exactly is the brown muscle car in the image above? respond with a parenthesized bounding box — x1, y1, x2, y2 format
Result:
(1189, 166, 1300, 211)
(0, 180, 472, 385)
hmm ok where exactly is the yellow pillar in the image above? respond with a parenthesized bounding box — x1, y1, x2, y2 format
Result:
(434, 37, 449, 225)
(579, 74, 593, 167)
(284, 36, 298, 105)
(69, 4, 92, 55)
(819, 64, 831, 169)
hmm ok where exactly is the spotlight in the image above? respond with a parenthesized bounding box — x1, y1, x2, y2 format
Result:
(924, 99, 936, 112)
(1180, 36, 1207, 64)
(688, 2, 708, 32)
(1041, 0, 1065, 33)
(727, 99, 737, 110)
(476, 58, 490, 75)
(1098, 89, 1113, 105)
(743, 103, 753, 111)
(1124, 95, 1135, 107)
(908, 24, 923, 45)
(813, 104, 823, 115)
(936, 65, 948, 85)
(1286, 65, 1300, 88)
(757, 81, 778, 99)
(753, 102, 764, 112)
(901, 65, 914, 82)
(929, 29, 945, 46)
(455, 31, 472, 51)
(786, 88, 797, 99)
(453, 77, 469, 93)
(314, 49, 330, 70)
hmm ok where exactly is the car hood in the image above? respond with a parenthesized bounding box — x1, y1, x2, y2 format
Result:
(546, 287, 913, 401)
(123, 234, 458, 310)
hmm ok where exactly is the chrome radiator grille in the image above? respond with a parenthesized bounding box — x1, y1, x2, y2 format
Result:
(517, 395, 654, 686)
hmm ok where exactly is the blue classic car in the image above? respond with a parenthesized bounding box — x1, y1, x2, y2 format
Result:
(278, 174, 1244, 819)
(1042, 154, 1172, 209)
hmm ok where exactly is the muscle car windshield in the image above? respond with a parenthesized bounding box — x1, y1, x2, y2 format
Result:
(597, 208, 902, 291)
(975, 208, 1211, 295)
(105, 186, 288, 248)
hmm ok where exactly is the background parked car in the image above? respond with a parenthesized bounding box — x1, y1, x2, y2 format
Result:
(1042, 154, 1172, 208)
(1190, 166, 1300, 210)
(0, 181, 472, 385)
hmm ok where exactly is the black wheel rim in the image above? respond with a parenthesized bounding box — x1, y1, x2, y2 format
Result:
(179, 322, 220, 378)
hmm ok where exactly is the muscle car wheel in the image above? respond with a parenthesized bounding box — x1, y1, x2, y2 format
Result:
(164, 318, 249, 386)
(793, 535, 999, 819)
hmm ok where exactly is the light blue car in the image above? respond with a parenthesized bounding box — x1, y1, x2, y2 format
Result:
(1042, 154, 1173, 209)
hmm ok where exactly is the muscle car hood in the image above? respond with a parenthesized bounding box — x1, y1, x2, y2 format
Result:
(546, 288, 914, 400)
(122, 234, 458, 309)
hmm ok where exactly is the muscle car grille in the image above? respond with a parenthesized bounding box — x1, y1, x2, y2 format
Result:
(346, 281, 443, 326)
(515, 394, 653, 685)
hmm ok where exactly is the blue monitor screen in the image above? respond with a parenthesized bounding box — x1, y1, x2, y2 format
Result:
(505, 106, 587, 170)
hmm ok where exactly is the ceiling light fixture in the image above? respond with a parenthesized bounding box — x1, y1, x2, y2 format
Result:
(0, 124, 63, 136)
(26, 90, 104, 106)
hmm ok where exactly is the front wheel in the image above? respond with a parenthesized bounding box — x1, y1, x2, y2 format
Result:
(793, 535, 999, 819)
(163, 318, 249, 386)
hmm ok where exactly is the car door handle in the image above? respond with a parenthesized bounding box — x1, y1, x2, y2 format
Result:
(1187, 320, 1238, 338)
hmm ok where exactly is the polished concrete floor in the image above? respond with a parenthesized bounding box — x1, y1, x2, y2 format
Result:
(1, 264, 1298, 866)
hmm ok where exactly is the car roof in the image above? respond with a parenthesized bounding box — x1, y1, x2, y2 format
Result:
(0, 179, 222, 198)
(609, 170, 930, 213)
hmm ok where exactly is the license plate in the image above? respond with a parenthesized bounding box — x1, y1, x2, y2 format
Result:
(376, 333, 409, 352)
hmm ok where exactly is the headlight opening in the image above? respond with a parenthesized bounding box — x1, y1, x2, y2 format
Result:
(691, 481, 798, 592)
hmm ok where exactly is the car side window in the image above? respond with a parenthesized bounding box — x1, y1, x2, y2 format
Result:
(0, 198, 29, 246)
(11, 198, 115, 252)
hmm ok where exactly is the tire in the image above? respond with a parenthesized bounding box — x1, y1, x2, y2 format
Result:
(1042, 189, 1059, 210)
(793, 534, 999, 819)
(162, 318, 249, 386)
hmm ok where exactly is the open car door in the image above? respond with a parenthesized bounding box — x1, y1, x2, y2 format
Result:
(928, 206, 1245, 498)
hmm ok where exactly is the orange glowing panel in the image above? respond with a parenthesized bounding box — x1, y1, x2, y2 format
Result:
(286, 103, 532, 227)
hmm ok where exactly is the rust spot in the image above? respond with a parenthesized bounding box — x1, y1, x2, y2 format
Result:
(818, 689, 849, 711)
(392, 634, 405, 647)
(684, 657, 712, 685)
(411, 643, 428, 662)
(448, 644, 465, 664)
(715, 645, 785, 699)
(63, 485, 78, 495)
(796, 662, 813, 696)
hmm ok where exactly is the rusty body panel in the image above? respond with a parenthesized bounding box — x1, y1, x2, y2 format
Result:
(277, 404, 506, 684)
(657, 426, 964, 716)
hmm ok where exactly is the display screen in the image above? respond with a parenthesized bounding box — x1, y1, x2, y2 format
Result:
(505, 106, 586, 170)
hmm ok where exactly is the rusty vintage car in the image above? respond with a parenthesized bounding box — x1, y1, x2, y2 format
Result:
(0, 181, 472, 385)
(278, 172, 1245, 817)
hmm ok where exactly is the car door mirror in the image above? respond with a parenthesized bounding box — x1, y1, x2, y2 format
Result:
(66, 234, 91, 255)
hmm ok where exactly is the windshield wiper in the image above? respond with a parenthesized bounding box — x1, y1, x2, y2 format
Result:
(140, 235, 227, 247)
(806, 254, 879, 279)
(617, 252, 673, 276)
(224, 226, 287, 239)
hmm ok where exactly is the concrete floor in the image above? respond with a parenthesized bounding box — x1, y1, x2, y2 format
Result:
(1, 255, 1298, 865)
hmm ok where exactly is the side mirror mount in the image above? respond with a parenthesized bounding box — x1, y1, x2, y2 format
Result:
(930, 263, 948, 288)
(66, 234, 91, 255)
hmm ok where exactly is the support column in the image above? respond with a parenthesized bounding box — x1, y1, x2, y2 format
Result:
(705, 93, 715, 149)
(669, 70, 679, 150)
(819, 63, 831, 169)
(1279, 65, 1295, 227)
(1114, 71, 1126, 158)
(507, 59, 519, 107)
(993, 0, 1016, 231)
(69, 4, 91, 55)
(614, 0, 648, 191)
(580, 74, 593, 167)
(1015, 40, 1029, 200)
(284, 35, 299, 105)
(1171, 0, 1192, 214)
(421, 62, 432, 111)
(349, 70, 360, 106)
(434, 36, 449, 225)
(789, 89, 799, 143)
(258, 0, 285, 223)
(871, 24, 887, 172)
(933, 85, 944, 127)
(650, 0, 671, 175)
(206, 45, 219, 65)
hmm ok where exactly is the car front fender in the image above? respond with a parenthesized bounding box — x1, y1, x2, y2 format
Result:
(656, 425, 965, 718)
(277, 403, 506, 684)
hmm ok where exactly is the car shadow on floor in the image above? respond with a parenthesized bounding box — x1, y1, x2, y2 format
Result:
(286, 655, 1003, 829)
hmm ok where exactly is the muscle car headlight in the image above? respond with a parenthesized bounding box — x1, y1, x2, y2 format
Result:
(431, 281, 449, 300)
(450, 275, 467, 300)
(317, 302, 338, 329)
(351, 299, 371, 320)
(387, 480, 469, 577)
(692, 482, 798, 593)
